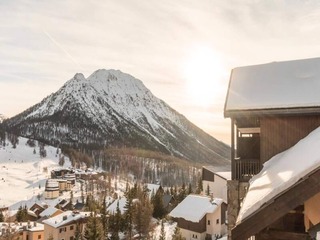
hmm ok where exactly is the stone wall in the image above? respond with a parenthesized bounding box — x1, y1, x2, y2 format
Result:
(227, 180, 249, 240)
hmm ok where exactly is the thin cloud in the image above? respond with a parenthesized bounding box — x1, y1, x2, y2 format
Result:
(43, 30, 83, 70)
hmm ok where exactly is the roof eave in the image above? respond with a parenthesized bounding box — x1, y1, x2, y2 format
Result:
(231, 166, 320, 240)
(225, 106, 320, 119)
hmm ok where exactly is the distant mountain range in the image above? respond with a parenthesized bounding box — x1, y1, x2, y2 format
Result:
(4, 69, 230, 169)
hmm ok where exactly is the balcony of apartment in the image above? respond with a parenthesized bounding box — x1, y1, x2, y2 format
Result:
(232, 126, 262, 181)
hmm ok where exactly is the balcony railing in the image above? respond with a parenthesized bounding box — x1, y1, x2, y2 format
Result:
(234, 158, 261, 181)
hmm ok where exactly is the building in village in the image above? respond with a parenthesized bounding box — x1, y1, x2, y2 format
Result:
(42, 211, 89, 240)
(224, 57, 320, 239)
(170, 195, 227, 240)
(202, 166, 231, 203)
(0, 221, 44, 240)
(44, 179, 60, 199)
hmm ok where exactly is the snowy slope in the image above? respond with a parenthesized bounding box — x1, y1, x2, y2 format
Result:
(4, 69, 230, 167)
(0, 135, 71, 208)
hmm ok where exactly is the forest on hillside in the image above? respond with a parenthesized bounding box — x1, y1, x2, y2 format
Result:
(64, 147, 202, 188)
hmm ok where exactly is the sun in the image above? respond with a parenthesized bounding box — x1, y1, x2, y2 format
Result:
(182, 46, 225, 107)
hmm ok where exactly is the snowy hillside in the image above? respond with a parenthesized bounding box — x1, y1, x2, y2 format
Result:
(0, 135, 71, 208)
(4, 69, 230, 167)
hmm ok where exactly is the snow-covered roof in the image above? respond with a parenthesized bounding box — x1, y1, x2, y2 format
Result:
(0, 222, 44, 235)
(169, 195, 223, 222)
(203, 166, 231, 180)
(42, 211, 90, 228)
(237, 126, 320, 224)
(225, 57, 320, 114)
(147, 184, 161, 199)
(39, 206, 61, 217)
(215, 172, 231, 180)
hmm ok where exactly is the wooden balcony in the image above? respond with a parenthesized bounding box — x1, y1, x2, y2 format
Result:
(234, 158, 261, 181)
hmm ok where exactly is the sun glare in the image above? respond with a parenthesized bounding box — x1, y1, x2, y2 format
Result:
(182, 46, 225, 107)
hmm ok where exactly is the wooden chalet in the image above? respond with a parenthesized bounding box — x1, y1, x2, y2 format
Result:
(170, 195, 227, 240)
(224, 57, 320, 239)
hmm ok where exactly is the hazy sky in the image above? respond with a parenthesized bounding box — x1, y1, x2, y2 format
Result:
(2, 0, 320, 144)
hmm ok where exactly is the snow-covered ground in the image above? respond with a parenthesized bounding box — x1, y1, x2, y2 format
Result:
(152, 220, 176, 240)
(0, 136, 71, 208)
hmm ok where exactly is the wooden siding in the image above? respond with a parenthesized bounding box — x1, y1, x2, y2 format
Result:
(176, 216, 206, 233)
(260, 116, 320, 163)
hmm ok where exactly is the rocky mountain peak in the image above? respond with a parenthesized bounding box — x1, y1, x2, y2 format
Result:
(4, 69, 230, 168)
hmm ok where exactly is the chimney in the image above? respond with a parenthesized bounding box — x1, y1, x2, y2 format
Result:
(33, 222, 37, 227)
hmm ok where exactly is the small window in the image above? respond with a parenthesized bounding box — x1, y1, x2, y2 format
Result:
(216, 219, 219, 224)
(70, 237, 74, 240)
(38, 235, 41, 239)
(70, 225, 74, 230)
(208, 220, 211, 225)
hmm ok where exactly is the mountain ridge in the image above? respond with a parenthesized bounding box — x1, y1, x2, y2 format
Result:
(4, 69, 230, 169)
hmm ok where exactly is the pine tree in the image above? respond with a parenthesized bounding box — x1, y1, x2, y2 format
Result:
(172, 226, 183, 240)
(152, 190, 166, 219)
(196, 177, 203, 194)
(206, 184, 210, 196)
(100, 195, 108, 239)
(16, 205, 28, 222)
(124, 192, 134, 239)
(69, 190, 74, 210)
(0, 211, 4, 222)
(75, 223, 83, 240)
(81, 182, 85, 204)
(84, 213, 103, 240)
(16, 206, 23, 222)
(188, 183, 192, 194)
(159, 220, 165, 240)
(133, 194, 153, 238)
(108, 201, 122, 240)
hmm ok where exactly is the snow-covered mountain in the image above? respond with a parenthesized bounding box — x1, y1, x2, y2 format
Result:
(4, 69, 230, 168)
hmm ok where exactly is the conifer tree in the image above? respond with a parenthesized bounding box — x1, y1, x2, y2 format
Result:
(81, 182, 85, 204)
(124, 193, 134, 239)
(100, 195, 108, 239)
(84, 213, 103, 240)
(152, 190, 166, 219)
(206, 184, 210, 196)
(172, 226, 183, 240)
(16, 205, 28, 222)
(0, 211, 4, 222)
(74, 223, 83, 240)
(159, 220, 165, 240)
(196, 177, 203, 194)
(188, 183, 192, 194)
(108, 201, 122, 240)
(69, 190, 74, 210)
(133, 193, 153, 238)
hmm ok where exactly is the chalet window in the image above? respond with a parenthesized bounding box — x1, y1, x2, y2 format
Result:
(38, 235, 41, 239)
(70, 225, 74, 230)
(216, 219, 219, 224)
(70, 237, 74, 240)
(208, 220, 211, 225)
